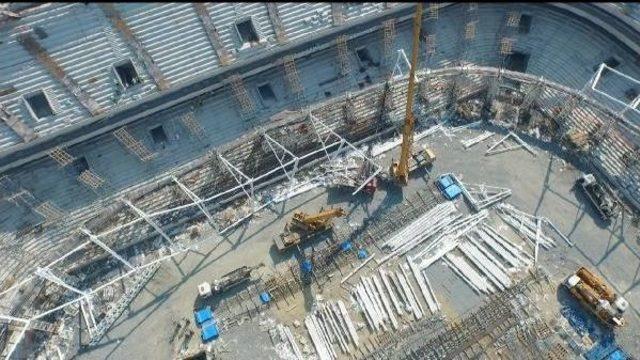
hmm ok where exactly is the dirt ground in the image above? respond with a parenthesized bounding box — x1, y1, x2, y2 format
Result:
(77, 123, 640, 359)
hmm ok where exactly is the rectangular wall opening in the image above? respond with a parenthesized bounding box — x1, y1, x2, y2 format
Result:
(356, 47, 378, 68)
(257, 83, 277, 105)
(71, 157, 89, 176)
(149, 125, 168, 144)
(236, 18, 259, 45)
(24, 90, 54, 119)
(505, 52, 530, 73)
(114, 60, 141, 89)
(518, 14, 532, 34)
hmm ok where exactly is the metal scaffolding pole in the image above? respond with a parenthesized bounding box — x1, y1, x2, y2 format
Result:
(171, 176, 215, 224)
(308, 112, 382, 195)
(122, 199, 173, 244)
(34, 267, 98, 335)
(80, 228, 135, 270)
(35, 267, 85, 296)
(217, 152, 256, 210)
(4, 320, 29, 359)
(262, 133, 300, 181)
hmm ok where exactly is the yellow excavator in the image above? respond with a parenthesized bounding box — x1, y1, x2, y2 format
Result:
(274, 207, 346, 252)
(390, 3, 436, 185)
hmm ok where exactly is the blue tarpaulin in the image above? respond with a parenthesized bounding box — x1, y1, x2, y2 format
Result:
(260, 292, 271, 303)
(443, 184, 462, 200)
(357, 249, 368, 259)
(607, 349, 627, 360)
(340, 241, 353, 252)
(300, 259, 313, 274)
(194, 306, 213, 326)
(201, 320, 219, 342)
(437, 175, 455, 190)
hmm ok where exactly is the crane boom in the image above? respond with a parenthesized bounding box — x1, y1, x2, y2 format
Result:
(394, 3, 423, 184)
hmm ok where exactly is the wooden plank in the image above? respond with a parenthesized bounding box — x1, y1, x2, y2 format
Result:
(17, 33, 103, 116)
(192, 3, 232, 66)
(266, 3, 287, 44)
(0, 103, 37, 142)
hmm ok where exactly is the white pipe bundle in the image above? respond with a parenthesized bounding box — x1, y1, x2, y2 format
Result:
(496, 203, 556, 249)
(412, 210, 489, 269)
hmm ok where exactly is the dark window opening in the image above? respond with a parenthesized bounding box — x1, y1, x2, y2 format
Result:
(625, 88, 638, 101)
(595, 57, 621, 77)
(356, 47, 375, 68)
(236, 19, 259, 44)
(34, 26, 48, 39)
(604, 57, 620, 69)
(324, 91, 332, 98)
(150, 125, 168, 144)
(257, 83, 277, 104)
(505, 52, 530, 73)
(114, 60, 141, 89)
(71, 157, 89, 176)
(25, 90, 54, 119)
(518, 14, 532, 34)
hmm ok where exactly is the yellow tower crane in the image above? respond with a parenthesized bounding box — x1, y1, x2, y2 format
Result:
(391, 3, 423, 185)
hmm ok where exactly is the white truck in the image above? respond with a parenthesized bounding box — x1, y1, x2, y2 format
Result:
(576, 173, 618, 221)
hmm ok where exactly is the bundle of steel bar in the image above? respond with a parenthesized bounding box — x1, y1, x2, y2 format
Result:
(461, 131, 494, 148)
(457, 181, 512, 211)
(411, 210, 489, 269)
(304, 298, 362, 360)
(496, 203, 556, 250)
(277, 323, 304, 360)
(379, 202, 460, 264)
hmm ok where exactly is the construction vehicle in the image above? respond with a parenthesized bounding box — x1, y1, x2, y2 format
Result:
(563, 267, 628, 328)
(391, 3, 424, 185)
(197, 263, 263, 298)
(576, 173, 618, 221)
(274, 207, 346, 252)
(412, 145, 436, 168)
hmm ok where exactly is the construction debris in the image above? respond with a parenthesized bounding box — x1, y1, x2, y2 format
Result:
(485, 131, 537, 157)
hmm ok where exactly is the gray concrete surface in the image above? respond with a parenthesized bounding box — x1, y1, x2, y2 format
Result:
(76, 123, 640, 359)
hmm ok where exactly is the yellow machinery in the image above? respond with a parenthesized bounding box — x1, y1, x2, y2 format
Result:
(391, 3, 423, 185)
(274, 207, 346, 251)
(563, 267, 628, 328)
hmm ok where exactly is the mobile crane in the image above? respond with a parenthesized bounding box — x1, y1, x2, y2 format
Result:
(274, 207, 346, 252)
(390, 3, 436, 184)
(563, 267, 628, 328)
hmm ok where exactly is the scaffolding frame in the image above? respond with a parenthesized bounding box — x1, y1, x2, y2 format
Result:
(113, 128, 156, 162)
(229, 74, 256, 121)
(382, 18, 397, 67)
(48, 147, 75, 167)
(4, 65, 640, 357)
(77, 170, 106, 189)
(283, 55, 304, 103)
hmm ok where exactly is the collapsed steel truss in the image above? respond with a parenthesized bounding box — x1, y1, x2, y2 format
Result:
(3, 62, 640, 358)
(0, 115, 381, 357)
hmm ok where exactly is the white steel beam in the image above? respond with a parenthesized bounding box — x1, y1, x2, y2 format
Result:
(80, 228, 135, 270)
(217, 152, 256, 209)
(35, 267, 86, 297)
(122, 199, 173, 244)
(4, 320, 29, 359)
(171, 176, 215, 224)
(308, 113, 382, 195)
(262, 132, 299, 182)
